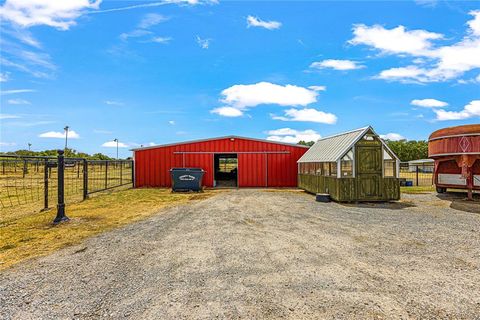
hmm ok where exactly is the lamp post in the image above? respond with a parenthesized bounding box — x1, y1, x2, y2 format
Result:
(113, 138, 119, 160)
(64, 126, 69, 153)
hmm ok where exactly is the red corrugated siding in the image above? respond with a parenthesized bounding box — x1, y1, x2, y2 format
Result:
(134, 137, 307, 188)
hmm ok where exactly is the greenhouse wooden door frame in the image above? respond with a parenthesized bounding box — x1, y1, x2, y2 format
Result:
(356, 145, 382, 201)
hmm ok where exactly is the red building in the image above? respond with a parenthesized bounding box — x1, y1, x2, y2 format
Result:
(132, 136, 309, 188)
(429, 124, 480, 199)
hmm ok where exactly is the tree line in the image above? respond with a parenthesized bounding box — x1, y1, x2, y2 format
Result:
(298, 139, 428, 162)
(0, 148, 118, 160)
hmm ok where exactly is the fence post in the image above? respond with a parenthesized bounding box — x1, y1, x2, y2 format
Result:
(416, 165, 419, 186)
(120, 161, 123, 185)
(53, 150, 69, 224)
(83, 159, 88, 200)
(105, 161, 108, 189)
(43, 158, 49, 210)
(23, 159, 27, 178)
(131, 160, 134, 187)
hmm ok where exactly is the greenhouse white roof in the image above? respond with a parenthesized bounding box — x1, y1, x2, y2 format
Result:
(297, 126, 399, 163)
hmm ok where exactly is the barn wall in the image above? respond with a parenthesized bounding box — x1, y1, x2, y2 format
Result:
(134, 137, 307, 188)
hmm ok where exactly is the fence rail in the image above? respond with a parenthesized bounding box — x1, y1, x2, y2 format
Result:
(399, 162, 434, 186)
(0, 152, 133, 218)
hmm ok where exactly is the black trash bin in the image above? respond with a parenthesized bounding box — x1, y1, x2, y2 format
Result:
(170, 168, 205, 192)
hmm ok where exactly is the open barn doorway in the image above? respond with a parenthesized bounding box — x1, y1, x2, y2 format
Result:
(214, 154, 238, 187)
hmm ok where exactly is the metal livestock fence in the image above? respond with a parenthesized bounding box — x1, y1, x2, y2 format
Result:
(0, 151, 133, 222)
(399, 162, 434, 187)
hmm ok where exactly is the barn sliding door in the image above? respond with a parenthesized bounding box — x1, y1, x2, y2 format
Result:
(238, 153, 266, 187)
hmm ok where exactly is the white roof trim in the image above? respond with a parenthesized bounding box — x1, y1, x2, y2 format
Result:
(130, 135, 310, 151)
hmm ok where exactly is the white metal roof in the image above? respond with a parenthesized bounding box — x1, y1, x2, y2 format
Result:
(297, 127, 369, 163)
(297, 126, 400, 163)
(408, 158, 434, 164)
(130, 135, 310, 152)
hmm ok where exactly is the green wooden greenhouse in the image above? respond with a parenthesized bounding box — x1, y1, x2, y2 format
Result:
(298, 126, 400, 202)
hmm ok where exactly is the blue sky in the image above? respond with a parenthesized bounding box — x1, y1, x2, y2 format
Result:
(1, 0, 479, 158)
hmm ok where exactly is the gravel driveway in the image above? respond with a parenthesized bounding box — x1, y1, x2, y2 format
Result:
(1, 189, 479, 319)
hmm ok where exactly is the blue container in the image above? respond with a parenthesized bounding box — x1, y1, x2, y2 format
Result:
(170, 168, 205, 192)
(405, 181, 413, 187)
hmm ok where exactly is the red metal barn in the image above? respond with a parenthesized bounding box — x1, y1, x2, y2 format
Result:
(429, 124, 480, 199)
(132, 136, 309, 188)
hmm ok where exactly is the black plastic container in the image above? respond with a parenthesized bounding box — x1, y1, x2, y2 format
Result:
(170, 168, 205, 192)
(316, 193, 330, 202)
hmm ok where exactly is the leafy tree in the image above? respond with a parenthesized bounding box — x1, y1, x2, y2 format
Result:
(1, 148, 115, 160)
(385, 140, 428, 162)
(297, 140, 315, 147)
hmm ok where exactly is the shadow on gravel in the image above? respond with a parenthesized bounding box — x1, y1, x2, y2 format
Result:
(339, 201, 416, 210)
(437, 192, 480, 214)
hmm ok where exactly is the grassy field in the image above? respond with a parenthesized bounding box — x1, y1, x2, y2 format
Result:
(0, 188, 219, 270)
(401, 185, 435, 194)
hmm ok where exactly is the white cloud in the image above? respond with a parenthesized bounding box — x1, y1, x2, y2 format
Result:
(380, 133, 405, 141)
(211, 82, 337, 121)
(1, 56, 51, 79)
(220, 82, 318, 109)
(196, 35, 211, 49)
(120, 29, 152, 41)
(7, 98, 30, 105)
(39, 130, 80, 139)
(376, 66, 430, 83)
(352, 11, 480, 83)
(149, 36, 172, 44)
(0, 113, 21, 119)
(411, 98, 448, 108)
(308, 85, 327, 91)
(102, 141, 129, 148)
(0, 0, 101, 30)
(310, 59, 363, 71)
(272, 108, 337, 124)
(349, 24, 442, 56)
(434, 100, 480, 121)
(0, 72, 10, 82)
(104, 100, 124, 106)
(93, 0, 217, 13)
(138, 13, 168, 29)
(119, 13, 170, 44)
(0, 141, 17, 147)
(210, 106, 243, 117)
(0, 89, 35, 95)
(168, 120, 175, 125)
(266, 128, 321, 144)
(246, 15, 281, 30)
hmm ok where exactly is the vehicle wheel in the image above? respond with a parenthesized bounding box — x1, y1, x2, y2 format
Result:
(436, 186, 446, 193)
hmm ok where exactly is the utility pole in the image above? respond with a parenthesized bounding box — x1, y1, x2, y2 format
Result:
(114, 138, 119, 160)
(64, 126, 69, 153)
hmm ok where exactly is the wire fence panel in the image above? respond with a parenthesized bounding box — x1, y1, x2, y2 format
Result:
(0, 154, 133, 212)
(399, 162, 434, 186)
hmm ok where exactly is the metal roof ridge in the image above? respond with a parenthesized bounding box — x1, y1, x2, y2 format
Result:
(130, 135, 310, 151)
(315, 126, 370, 142)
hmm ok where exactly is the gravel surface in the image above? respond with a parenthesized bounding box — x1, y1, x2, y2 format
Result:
(1, 189, 479, 319)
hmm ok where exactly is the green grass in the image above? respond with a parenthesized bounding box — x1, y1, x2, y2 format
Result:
(401, 185, 435, 194)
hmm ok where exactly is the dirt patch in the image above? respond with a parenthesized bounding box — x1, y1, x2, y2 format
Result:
(1, 189, 479, 319)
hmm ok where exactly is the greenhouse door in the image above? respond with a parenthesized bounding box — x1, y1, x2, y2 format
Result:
(356, 146, 382, 200)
